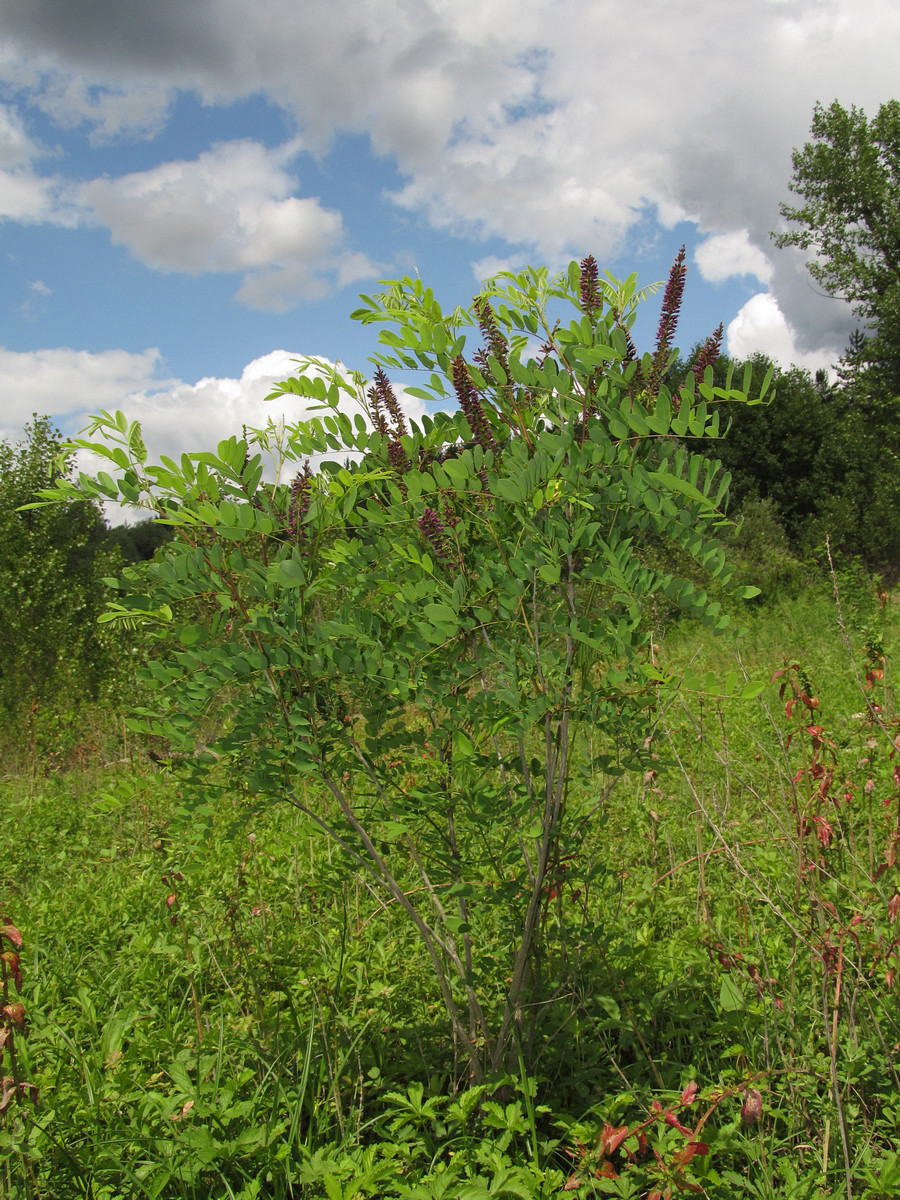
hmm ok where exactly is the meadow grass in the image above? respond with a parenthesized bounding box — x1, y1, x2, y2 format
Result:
(2, 579, 900, 1198)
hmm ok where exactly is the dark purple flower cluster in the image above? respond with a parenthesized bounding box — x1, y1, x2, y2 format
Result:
(440, 495, 459, 528)
(621, 325, 642, 376)
(375, 367, 408, 436)
(693, 323, 724, 384)
(646, 246, 687, 395)
(288, 460, 313, 542)
(472, 297, 510, 379)
(367, 366, 409, 473)
(367, 372, 390, 436)
(579, 254, 602, 317)
(451, 355, 498, 454)
(387, 437, 410, 475)
(418, 507, 453, 564)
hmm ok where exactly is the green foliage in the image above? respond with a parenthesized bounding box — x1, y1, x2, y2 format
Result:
(0, 416, 117, 723)
(774, 98, 900, 394)
(36, 258, 762, 1087)
(682, 350, 900, 578)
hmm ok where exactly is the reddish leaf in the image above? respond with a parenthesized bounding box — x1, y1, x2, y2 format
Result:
(0, 925, 22, 948)
(674, 1141, 709, 1167)
(889, 893, 900, 921)
(680, 1080, 698, 1106)
(599, 1123, 630, 1156)
(597, 1161, 619, 1179)
(664, 1110, 694, 1136)
(812, 815, 833, 848)
(2, 1003, 25, 1030)
(1, 952, 21, 991)
(785, 699, 795, 719)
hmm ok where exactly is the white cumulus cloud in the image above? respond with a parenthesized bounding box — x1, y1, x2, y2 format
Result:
(32, 76, 173, 142)
(0, 345, 167, 442)
(0, 102, 77, 223)
(695, 231, 773, 285)
(81, 140, 379, 308)
(0, 345, 428, 522)
(726, 292, 837, 374)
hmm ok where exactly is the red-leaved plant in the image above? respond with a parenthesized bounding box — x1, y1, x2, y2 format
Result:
(0, 913, 37, 1114)
(563, 1078, 765, 1197)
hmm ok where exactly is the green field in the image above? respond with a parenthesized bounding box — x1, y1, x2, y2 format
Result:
(3, 581, 900, 1199)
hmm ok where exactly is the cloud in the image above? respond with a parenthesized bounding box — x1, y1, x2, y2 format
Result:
(3, 0, 900, 350)
(0, 102, 75, 223)
(0, 110, 379, 308)
(695, 231, 773, 285)
(470, 254, 528, 285)
(81, 140, 379, 308)
(0, 102, 36, 169)
(726, 292, 839, 374)
(0, 345, 427, 522)
(91, 349, 426, 465)
(17, 278, 53, 321)
(32, 76, 173, 143)
(0, 345, 167, 442)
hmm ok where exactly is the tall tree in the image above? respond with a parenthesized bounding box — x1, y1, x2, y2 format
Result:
(773, 98, 900, 393)
(0, 416, 115, 715)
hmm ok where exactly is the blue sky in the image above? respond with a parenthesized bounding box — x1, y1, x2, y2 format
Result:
(1, 0, 898, 481)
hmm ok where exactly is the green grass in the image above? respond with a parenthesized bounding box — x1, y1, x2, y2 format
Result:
(2, 580, 900, 1198)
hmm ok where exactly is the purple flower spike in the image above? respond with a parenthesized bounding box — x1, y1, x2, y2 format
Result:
(473, 297, 510, 375)
(579, 254, 602, 317)
(693, 323, 724, 383)
(374, 366, 407, 437)
(451, 356, 498, 454)
(646, 245, 687, 395)
(387, 437, 409, 475)
(418, 507, 452, 564)
(288, 460, 313, 542)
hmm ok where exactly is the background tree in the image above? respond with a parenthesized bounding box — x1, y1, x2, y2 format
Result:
(105, 516, 175, 562)
(679, 350, 900, 578)
(773, 98, 900, 395)
(0, 416, 116, 720)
